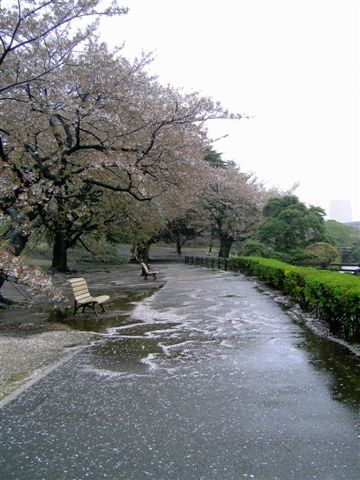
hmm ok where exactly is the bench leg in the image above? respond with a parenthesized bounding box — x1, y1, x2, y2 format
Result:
(77, 302, 99, 317)
(73, 301, 107, 317)
(90, 303, 99, 317)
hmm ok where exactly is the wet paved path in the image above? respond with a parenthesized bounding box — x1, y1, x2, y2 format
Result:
(1, 264, 359, 479)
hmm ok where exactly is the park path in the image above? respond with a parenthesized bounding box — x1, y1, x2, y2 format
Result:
(1, 262, 359, 479)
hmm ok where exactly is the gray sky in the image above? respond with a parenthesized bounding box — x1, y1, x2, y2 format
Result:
(99, 0, 360, 220)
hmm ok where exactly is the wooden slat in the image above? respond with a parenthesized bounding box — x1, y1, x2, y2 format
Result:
(69, 278, 86, 284)
(71, 282, 87, 289)
(72, 286, 89, 294)
(69, 277, 91, 303)
(75, 293, 92, 301)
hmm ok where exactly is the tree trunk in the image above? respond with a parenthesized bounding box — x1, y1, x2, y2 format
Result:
(51, 229, 69, 272)
(135, 242, 151, 264)
(144, 241, 152, 263)
(218, 237, 233, 259)
(0, 228, 31, 293)
(176, 238, 182, 256)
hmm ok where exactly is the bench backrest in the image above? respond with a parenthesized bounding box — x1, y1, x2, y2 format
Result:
(69, 277, 91, 302)
(141, 262, 150, 273)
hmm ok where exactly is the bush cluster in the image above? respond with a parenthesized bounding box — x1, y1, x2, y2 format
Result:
(237, 239, 341, 266)
(228, 256, 360, 343)
(69, 237, 128, 265)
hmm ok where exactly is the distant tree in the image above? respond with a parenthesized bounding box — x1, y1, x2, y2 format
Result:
(257, 196, 328, 253)
(160, 212, 207, 255)
(303, 242, 341, 266)
(325, 220, 360, 247)
(204, 147, 227, 169)
(201, 167, 266, 258)
(238, 239, 271, 258)
(349, 245, 360, 263)
(114, 160, 211, 261)
(204, 146, 236, 170)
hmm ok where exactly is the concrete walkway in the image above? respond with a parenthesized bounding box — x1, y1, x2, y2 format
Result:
(1, 262, 359, 479)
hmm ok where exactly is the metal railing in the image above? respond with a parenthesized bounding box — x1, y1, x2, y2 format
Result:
(184, 256, 229, 271)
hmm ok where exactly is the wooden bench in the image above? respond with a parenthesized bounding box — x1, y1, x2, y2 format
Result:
(68, 277, 110, 316)
(140, 262, 159, 280)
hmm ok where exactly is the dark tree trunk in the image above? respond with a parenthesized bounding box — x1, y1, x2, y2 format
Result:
(135, 242, 151, 264)
(51, 229, 69, 272)
(144, 242, 152, 263)
(176, 238, 182, 256)
(0, 278, 6, 293)
(218, 237, 233, 259)
(0, 227, 31, 293)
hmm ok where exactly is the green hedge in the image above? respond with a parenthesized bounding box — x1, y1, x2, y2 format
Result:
(228, 256, 360, 343)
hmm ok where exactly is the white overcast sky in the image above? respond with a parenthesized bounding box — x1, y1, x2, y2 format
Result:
(99, 0, 360, 220)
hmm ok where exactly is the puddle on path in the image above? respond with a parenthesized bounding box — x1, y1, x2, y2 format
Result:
(299, 330, 360, 410)
(63, 291, 155, 333)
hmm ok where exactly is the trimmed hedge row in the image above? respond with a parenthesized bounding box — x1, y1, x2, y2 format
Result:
(228, 256, 360, 343)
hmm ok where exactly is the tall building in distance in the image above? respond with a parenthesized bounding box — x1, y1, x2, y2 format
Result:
(329, 200, 352, 223)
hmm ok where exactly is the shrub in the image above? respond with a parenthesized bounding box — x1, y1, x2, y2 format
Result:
(69, 237, 128, 265)
(349, 246, 360, 263)
(237, 240, 272, 258)
(24, 241, 52, 259)
(229, 256, 360, 342)
(303, 242, 341, 266)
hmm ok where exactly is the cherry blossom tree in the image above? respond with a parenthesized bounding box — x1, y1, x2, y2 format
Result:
(104, 157, 212, 262)
(159, 212, 207, 256)
(200, 166, 268, 258)
(1, 38, 239, 274)
(0, 249, 64, 302)
(0, 0, 127, 96)
(1, 0, 127, 295)
(0, 1, 243, 300)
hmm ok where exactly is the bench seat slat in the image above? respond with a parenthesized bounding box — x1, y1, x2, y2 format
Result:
(77, 295, 110, 305)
